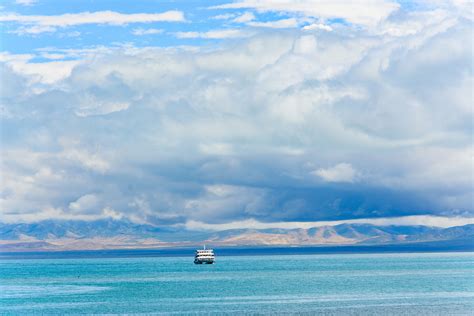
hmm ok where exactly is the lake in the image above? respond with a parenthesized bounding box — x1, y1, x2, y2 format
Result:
(1, 251, 473, 314)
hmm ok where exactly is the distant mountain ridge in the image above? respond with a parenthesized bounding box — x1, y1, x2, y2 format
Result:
(1, 219, 473, 251)
(0, 219, 164, 240)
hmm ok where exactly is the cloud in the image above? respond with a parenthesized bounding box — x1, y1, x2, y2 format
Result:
(60, 140, 111, 173)
(247, 18, 300, 28)
(0, 53, 80, 84)
(15, 0, 37, 6)
(0, 10, 185, 34)
(69, 194, 99, 213)
(132, 28, 163, 36)
(232, 12, 255, 23)
(185, 215, 474, 231)
(10, 25, 57, 35)
(313, 163, 358, 183)
(0, 4, 472, 225)
(212, 0, 400, 27)
(184, 185, 270, 222)
(211, 13, 237, 20)
(303, 23, 332, 31)
(175, 29, 248, 39)
(39, 53, 67, 60)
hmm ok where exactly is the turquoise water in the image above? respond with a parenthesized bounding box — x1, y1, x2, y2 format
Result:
(1, 252, 473, 315)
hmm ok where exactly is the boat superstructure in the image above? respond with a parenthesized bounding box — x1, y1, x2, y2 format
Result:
(194, 246, 215, 264)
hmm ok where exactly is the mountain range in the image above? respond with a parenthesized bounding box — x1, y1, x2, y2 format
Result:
(1, 219, 473, 252)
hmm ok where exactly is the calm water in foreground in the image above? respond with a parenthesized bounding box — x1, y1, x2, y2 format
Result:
(1, 252, 473, 315)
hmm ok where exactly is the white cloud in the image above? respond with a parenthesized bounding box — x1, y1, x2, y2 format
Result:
(5, 58, 80, 84)
(1, 4, 472, 224)
(0, 51, 83, 86)
(69, 194, 99, 213)
(0, 207, 109, 223)
(61, 146, 111, 173)
(375, 8, 456, 37)
(313, 163, 358, 183)
(185, 215, 474, 231)
(132, 28, 163, 36)
(212, 0, 400, 27)
(75, 101, 130, 117)
(211, 13, 237, 20)
(199, 142, 234, 156)
(303, 23, 332, 31)
(174, 31, 200, 38)
(15, 0, 37, 6)
(0, 52, 34, 63)
(102, 206, 124, 220)
(39, 53, 67, 60)
(0, 10, 185, 34)
(248, 18, 300, 28)
(10, 25, 57, 35)
(232, 11, 255, 23)
(175, 29, 248, 39)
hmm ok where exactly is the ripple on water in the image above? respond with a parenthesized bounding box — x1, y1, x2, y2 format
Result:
(0, 285, 110, 298)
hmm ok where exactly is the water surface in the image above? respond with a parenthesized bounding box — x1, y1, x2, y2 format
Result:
(1, 252, 473, 314)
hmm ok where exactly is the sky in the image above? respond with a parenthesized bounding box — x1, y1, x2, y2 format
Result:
(0, 0, 473, 229)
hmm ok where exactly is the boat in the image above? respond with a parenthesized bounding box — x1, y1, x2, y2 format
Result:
(194, 245, 215, 264)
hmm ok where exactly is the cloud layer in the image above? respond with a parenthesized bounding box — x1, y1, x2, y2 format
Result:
(0, 2, 472, 225)
(212, 0, 400, 26)
(0, 10, 185, 34)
